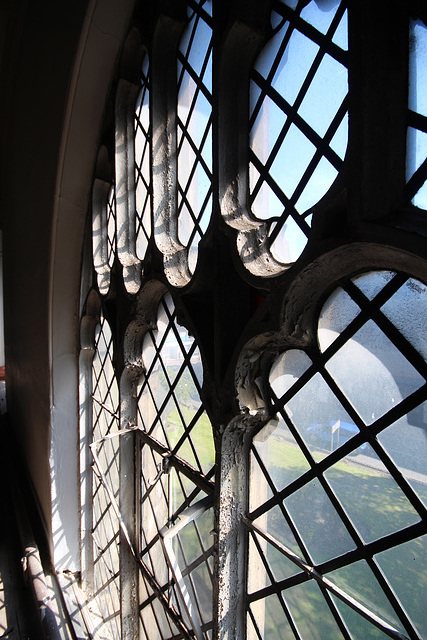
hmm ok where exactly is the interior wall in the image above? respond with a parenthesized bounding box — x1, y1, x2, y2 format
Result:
(0, 0, 90, 542)
(0, 0, 135, 567)
(49, 0, 136, 570)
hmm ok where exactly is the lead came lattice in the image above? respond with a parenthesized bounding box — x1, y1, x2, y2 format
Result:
(248, 0, 348, 267)
(247, 271, 427, 640)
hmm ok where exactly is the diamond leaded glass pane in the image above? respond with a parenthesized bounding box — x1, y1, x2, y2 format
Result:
(91, 312, 120, 637)
(249, 0, 348, 265)
(407, 17, 427, 209)
(106, 186, 116, 270)
(177, 0, 213, 275)
(135, 55, 152, 261)
(137, 293, 215, 639)
(247, 270, 427, 640)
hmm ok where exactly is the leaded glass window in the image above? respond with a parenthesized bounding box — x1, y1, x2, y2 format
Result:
(407, 17, 427, 210)
(248, 0, 348, 267)
(91, 312, 121, 636)
(176, 0, 213, 276)
(78, 2, 427, 639)
(137, 293, 215, 640)
(135, 55, 152, 261)
(107, 187, 116, 270)
(246, 271, 427, 639)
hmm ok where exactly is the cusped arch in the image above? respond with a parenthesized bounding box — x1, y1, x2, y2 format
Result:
(80, 288, 102, 351)
(221, 244, 427, 640)
(121, 280, 169, 426)
(115, 26, 147, 293)
(220, 0, 349, 278)
(235, 243, 427, 417)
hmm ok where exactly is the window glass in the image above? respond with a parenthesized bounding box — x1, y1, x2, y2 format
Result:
(249, 0, 348, 265)
(135, 55, 152, 261)
(247, 270, 427, 639)
(91, 313, 120, 636)
(137, 293, 215, 640)
(107, 186, 116, 270)
(407, 18, 427, 209)
(177, 0, 213, 275)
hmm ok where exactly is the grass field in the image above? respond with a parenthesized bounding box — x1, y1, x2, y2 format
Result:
(166, 405, 215, 472)
(161, 397, 426, 639)
(250, 435, 427, 639)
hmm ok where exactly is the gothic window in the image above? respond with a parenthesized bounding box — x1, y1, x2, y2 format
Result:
(153, 0, 213, 286)
(137, 293, 215, 639)
(135, 55, 152, 261)
(176, 0, 213, 276)
(248, 0, 348, 268)
(78, 1, 427, 639)
(246, 270, 427, 639)
(89, 310, 121, 635)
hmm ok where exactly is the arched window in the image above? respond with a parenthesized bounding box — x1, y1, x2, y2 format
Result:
(176, 0, 213, 277)
(248, 0, 348, 269)
(135, 55, 152, 261)
(246, 269, 427, 639)
(136, 293, 215, 639)
(74, 2, 427, 639)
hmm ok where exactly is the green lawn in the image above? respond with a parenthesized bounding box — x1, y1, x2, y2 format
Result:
(251, 436, 427, 638)
(166, 406, 215, 472)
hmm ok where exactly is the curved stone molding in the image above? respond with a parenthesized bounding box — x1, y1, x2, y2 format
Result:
(152, 2, 214, 287)
(115, 79, 144, 294)
(220, 1, 349, 278)
(50, 0, 137, 571)
(92, 178, 112, 295)
(152, 14, 190, 287)
(122, 279, 169, 376)
(217, 242, 427, 640)
(218, 18, 288, 279)
(80, 288, 102, 351)
(235, 243, 427, 415)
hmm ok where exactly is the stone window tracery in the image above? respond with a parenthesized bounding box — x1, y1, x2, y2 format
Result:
(78, 2, 427, 639)
(245, 270, 427, 640)
(247, 0, 348, 268)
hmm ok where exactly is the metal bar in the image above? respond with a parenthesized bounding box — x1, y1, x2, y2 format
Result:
(161, 495, 214, 539)
(136, 428, 215, 495)
(137, 561, 193, 640)
(91, 395, 120, 421)
(159, 497, 214, 640)
(91, 450, 137, 562)
(162, 535, 204, 640)
(93, 421, 213, 509)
